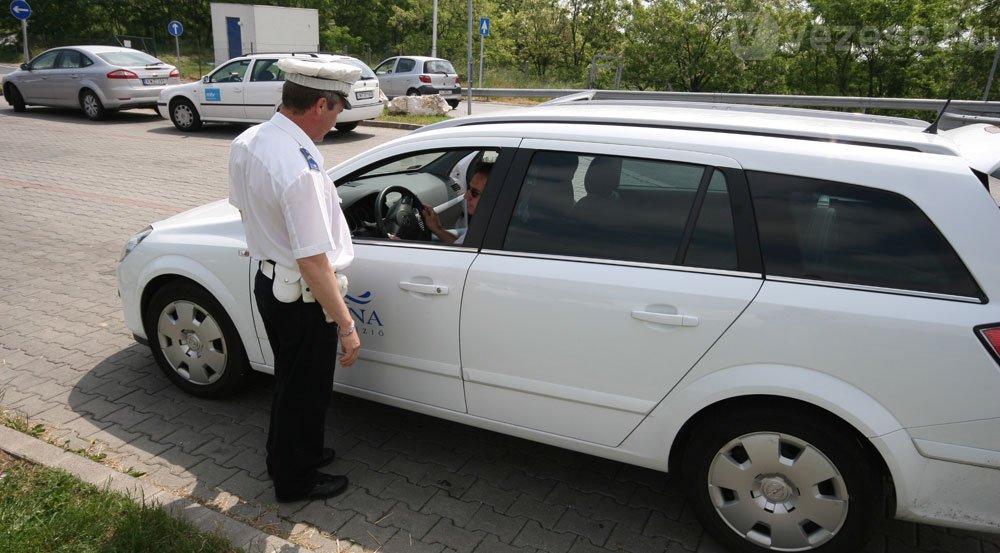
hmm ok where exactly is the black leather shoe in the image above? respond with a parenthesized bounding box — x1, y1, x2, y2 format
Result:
(267, 448, 336, 477)
(275, 474, 349, 503)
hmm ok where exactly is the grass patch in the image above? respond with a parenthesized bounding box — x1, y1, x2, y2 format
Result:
(0, 451, 241, 553)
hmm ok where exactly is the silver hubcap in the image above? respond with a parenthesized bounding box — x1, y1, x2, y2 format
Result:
(83, 94, 99, 117)
(174, 104, 193, 127)
(156, 300, 227, 386)
(708, 432, 849, 551)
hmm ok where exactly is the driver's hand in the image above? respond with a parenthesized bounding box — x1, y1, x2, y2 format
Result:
(422, 205, 443, 232)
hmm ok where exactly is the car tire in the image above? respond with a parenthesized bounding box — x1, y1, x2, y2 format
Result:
(144, 281, 249, 398)
(335, 121, 359, 132)
(170, 98, 203, 131)
(5, 84, 26, 112)
(406, 88, 420, 97)
(80, 89, 107, 120)
(681, 408, 881, 553)
(446, 99, 460, 109)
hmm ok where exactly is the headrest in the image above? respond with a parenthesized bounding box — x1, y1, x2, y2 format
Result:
(584, 157, 622, 196)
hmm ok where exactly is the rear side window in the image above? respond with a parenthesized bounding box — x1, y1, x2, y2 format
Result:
(748, 171, 981, 298)
(396, 58, 416, 72)
(250, 59, 281, 82)
(503, 151, 739, 269)
(58, 50, 92, 69)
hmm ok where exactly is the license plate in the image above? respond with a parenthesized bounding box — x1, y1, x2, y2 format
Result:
(355, 90, 374, 100)
(143, 78, 167, 86)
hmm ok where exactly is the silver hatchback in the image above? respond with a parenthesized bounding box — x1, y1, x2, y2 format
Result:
(373, 55, 462, 108)
(2, 45, 180, 120)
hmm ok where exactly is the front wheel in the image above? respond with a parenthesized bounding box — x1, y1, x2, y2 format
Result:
(335, 121, 358, 132)
(144, 281, 249, 397)
(80, 89, 107, 120)
(170, 98, 203, 131)
(5, 84, 26, 112)
(681, 408, 881, 553)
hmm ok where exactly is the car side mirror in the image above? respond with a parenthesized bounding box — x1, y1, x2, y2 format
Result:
(202, 75, 209, 83)
(19, 63, 28, 70)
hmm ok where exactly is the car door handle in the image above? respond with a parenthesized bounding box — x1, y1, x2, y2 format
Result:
(399, 281, 449, 295)
(233, 88, 242, 93)
(631, 310, 699, 327)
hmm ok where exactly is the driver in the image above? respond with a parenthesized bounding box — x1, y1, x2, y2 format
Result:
(422, 162, 492, 244)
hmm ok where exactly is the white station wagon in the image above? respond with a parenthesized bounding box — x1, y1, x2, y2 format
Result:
(117, 97, 1000, 553)
(156, 52, 384, 132)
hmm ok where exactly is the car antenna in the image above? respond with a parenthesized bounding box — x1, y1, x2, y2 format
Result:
(923, 97, 952, 134)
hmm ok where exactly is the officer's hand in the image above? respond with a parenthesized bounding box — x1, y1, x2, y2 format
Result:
(339, 331, 361, 367)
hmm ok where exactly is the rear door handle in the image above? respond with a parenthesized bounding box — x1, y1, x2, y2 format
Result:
(399, 281, 449, 295)
(631, 310, 699, 327)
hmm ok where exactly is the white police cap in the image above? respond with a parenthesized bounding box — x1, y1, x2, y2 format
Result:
(277, 58, 361, 106)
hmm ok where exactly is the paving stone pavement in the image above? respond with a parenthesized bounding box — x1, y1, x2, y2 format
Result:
(1, 99, 999, 553)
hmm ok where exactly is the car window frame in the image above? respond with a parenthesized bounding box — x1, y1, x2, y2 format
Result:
(482, 142, 762, 275)
(396, 58, 417, 73)
(28, 49, 61, 70)
(56, 49, 92, 69)
(374, 58, 396, 75)
(249, 58, 282, 82)
(207, 58, 251, 84)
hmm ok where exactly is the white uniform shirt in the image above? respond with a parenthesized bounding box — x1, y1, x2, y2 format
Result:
(229, 112, 354, 271)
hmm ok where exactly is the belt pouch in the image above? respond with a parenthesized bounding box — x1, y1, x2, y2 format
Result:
(272, 264, 303, 303)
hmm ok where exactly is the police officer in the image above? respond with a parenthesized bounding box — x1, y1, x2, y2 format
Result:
(228, 57, 362, 502)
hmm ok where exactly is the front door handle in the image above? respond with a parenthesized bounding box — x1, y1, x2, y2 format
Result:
(399, 281, 449, 295)
(631, 310, 699, 327)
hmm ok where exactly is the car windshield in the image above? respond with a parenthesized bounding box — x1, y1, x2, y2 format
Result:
(334, 58, 376, 80)
(425, 60, 455, 74)
(97, 50, 164, 66)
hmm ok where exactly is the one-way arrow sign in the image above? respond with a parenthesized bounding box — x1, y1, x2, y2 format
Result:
(9, 0, 31, 20)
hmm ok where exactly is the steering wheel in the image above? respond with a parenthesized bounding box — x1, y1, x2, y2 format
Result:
(375, 185, 431, 241)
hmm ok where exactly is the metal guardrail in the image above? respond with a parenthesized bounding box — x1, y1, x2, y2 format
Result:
(465, 88, 1000, 117)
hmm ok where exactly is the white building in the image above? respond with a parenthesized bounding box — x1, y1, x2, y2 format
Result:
(210, 3, 319, 65)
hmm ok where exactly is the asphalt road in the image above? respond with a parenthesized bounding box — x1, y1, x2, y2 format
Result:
(0, 99, 998, 553)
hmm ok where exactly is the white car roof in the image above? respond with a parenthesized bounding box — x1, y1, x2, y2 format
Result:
(417, 101, 1000, 175)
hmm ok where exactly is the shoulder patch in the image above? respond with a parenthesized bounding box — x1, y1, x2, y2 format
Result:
(299, 147, 320, 171)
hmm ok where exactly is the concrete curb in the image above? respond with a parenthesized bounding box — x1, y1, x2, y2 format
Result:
(0, 425, 314, 553)
(358, 120, 422, 131)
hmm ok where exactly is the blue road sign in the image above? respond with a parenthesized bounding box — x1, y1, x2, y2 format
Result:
(479, 17, 490, 37)
(168, 20, 184, 37)
(9, 0, 31, 20)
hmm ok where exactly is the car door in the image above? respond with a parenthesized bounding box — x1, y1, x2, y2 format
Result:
(242, 58, 283, 121)
(249, 138, 519, 413)
(460, 140, 764, 446)
(50, 49, 92, 107)
(373, 58, 400, 97)
(199, 58, 250, 120)
(16, 49, 61, 102)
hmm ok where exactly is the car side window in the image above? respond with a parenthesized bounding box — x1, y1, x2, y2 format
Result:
(396, 58, 416, 73)
(503, 151, 736, 268)
(250, 59, 281, 82)
(57, 50, 91, 69)
(208, 59, 250, 83)
(374, 60, 395, 75)
(29, 50, 60, 70)
(748, 171, 982, 298)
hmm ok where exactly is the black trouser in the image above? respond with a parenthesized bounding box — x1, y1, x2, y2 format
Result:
(254, 269, 339, 496)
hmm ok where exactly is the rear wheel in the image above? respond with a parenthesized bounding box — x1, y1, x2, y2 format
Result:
(5, 84, 26, 112)
(144, 281, 249, 397)
(80, 89, 107, 120)
(406, 88, 420, 97)
(681, 408, 881, 553)
(170, 98, 202, 131)
(335, 121, 359, 132)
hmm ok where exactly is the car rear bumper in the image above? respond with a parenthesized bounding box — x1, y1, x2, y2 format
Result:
(875, 428, 1000, 534)
(416, 85, 463, 99)
(101, 85, 165, 110)
(335, 101, 383, 124)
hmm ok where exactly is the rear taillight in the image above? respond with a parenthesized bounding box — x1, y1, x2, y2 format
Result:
(976, 325, 1000, 364)
(455, 75, 462, 85)
(418, 74, 431, 84)
(169, 69, 180, 78)
(107, 69, 138, 79)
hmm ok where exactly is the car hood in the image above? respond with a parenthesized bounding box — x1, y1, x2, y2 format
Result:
(152, 198, 242, 234)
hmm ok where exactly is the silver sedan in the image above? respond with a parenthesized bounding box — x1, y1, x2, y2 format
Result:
(1, 45, 180, 120)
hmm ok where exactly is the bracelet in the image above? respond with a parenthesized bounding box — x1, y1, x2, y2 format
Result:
(337, 321, 355, 338)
